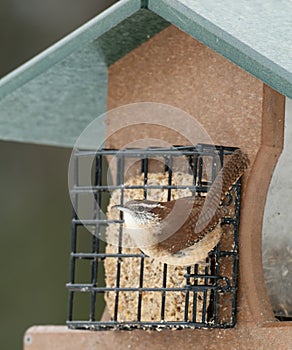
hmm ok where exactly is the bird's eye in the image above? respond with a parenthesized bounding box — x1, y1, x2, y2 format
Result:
(137, 206, 144, 212)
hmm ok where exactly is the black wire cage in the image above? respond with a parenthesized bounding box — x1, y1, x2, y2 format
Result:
(67, 144, 242, 330)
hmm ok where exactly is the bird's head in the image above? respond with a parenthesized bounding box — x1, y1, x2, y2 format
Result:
(112, 200, 164, 228)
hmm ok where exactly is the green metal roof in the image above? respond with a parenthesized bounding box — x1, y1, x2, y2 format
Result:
(0, 0, 291, 147)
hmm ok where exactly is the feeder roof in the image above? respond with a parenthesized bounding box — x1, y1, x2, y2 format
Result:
(0, 0, 291, 147)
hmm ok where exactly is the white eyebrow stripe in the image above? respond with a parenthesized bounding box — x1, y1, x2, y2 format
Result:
(132, 203, 165, 209)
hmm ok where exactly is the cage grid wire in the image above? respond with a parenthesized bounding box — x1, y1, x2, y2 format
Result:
(67, 144, 242, 330)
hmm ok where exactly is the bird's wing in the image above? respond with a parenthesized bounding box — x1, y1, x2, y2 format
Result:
(150, 149, 249, 254)
(153, 196, 227, 254)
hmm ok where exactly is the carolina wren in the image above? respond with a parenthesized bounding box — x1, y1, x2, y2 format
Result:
(113, 149, 249, 266)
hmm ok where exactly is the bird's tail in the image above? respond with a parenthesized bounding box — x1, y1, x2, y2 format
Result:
(208, 148, 250, 203)
(195, 148, 249, 233)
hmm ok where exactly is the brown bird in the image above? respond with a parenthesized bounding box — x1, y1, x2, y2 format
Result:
(113, 149, 249, 266)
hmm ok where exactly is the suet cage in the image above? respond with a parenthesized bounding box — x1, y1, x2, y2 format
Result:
(67, 144, 243, 330)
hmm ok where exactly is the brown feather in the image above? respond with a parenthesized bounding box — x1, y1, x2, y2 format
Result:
(152, 197, 227, 254)
(150, 149, 249, 254)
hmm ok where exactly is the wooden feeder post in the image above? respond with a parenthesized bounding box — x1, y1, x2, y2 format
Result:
(0, 1, 291, 349)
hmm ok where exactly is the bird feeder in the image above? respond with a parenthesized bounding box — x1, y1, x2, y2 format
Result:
(1, 0, 292, 349)
(68, 144, 243, 330)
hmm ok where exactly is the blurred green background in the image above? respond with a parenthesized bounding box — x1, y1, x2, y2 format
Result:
(0, 1, 116, 349)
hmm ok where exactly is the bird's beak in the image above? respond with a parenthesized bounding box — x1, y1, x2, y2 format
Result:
(111, 204, 131, 213)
